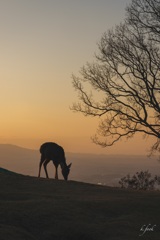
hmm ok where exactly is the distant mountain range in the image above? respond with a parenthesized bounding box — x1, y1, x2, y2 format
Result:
(0, 144, 159, 186)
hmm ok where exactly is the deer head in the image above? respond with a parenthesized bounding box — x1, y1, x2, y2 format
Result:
(61, 163, 72, 181)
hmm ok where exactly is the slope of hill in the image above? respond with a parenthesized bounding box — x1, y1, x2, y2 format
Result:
(0, 168, 160, 240)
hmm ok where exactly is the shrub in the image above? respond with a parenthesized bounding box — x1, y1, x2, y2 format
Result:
(119, 171, 160, 190)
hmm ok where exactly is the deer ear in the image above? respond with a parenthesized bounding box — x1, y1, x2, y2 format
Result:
(68, 163, 72, 168)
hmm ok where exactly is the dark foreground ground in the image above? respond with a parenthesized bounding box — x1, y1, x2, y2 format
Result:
(0, 168, 160, 240)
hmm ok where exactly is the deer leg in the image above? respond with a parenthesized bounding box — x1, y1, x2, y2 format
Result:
(55, 166, 58, 180)
(43, 159, 50, 178)
(53, 163, 59, 179)
(38, 154, 45, 178)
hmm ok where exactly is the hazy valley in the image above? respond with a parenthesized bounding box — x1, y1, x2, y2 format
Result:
(0, 144, 159, 186)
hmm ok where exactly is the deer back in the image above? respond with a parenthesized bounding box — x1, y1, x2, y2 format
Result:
(40, 142, 66, 164)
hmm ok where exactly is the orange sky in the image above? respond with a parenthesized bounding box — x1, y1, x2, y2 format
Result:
(0, 0, 155, 155)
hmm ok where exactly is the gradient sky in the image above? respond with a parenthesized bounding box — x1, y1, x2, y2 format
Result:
(0, 0, 155, 154)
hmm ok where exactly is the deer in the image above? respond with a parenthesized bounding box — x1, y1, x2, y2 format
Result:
(38, 142, 72, 181)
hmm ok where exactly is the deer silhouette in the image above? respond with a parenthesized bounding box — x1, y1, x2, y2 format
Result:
(38, 142, 72, 180)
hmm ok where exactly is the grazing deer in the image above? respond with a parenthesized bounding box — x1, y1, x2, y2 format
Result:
(38, 142, 72, 180)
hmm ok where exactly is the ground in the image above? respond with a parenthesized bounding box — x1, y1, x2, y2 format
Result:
(0, 168, 160, 240)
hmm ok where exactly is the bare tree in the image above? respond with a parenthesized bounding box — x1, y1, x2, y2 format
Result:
(72, 0, 160, 153)
(126, 0, 160, 42)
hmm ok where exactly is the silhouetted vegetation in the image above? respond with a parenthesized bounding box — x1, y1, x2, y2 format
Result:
(119, 171, 160, 190)
(72, 0, 160, 154)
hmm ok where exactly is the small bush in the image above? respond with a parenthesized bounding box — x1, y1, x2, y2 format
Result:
(119, 171, 160, 190)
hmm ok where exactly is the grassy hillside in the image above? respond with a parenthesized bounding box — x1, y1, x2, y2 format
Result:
(0, 168, 160, 240)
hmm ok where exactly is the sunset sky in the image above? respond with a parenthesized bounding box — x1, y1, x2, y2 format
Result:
(0, 0, 155, 154)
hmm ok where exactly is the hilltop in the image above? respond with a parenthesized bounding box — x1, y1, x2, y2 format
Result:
(0, 168, 160, 240)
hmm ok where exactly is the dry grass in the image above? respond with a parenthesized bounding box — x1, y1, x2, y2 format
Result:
(0, 168, 160, 240)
